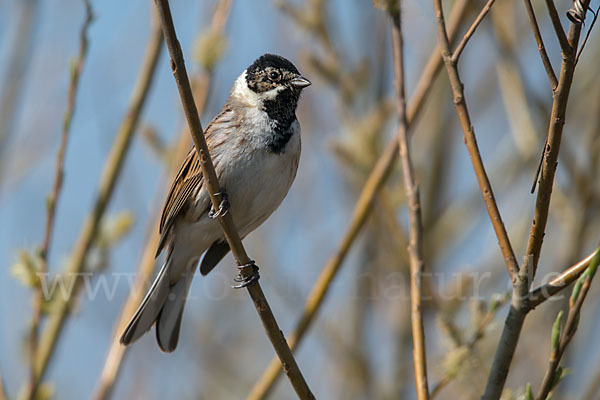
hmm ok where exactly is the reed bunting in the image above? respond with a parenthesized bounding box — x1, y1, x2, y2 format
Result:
(120, 54, 311, 352)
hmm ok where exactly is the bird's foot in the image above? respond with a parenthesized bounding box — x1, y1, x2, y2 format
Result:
(208, 189, 230, 219)
(232, 261, 260, 289)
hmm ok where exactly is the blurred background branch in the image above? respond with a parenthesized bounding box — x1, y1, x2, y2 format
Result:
(390, 4, 429, 399)
(17, 2, 164, 397)
(0, 0, 39, 189)
(26, 1, 93, 398)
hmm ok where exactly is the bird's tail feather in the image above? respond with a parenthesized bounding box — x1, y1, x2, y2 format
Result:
(120, 247, 197, 352)
(156, 273, 193, 352)
(119, 262, 170, 347)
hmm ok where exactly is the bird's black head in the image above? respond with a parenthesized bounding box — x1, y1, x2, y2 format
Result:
(241, 54, 311, 153)
(245, 54, 311, 98)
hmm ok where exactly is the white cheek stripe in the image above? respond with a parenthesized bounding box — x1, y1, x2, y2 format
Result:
(230, 70, 285, 106)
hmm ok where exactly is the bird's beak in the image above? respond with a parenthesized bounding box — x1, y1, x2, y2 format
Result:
(290, 75, 312, 89)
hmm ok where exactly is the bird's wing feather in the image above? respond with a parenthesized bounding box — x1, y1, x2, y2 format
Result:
(157, 106, 237, 256)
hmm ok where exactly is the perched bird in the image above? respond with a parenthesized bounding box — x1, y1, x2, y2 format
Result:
(120, 54, 311, 352)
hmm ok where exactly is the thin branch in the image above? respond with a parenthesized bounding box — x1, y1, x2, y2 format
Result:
(483, 1, 592, 396)
(575, 3, 600, 65)
(451, 0, 496, 63)
(523, 0, 592, 281)
(522, 0, 558, 90)
(23, 2, 93, 398)
(432, 0, 519, 282)
(391, 7, 429, 400)
(21, 2, 165, 397)
(544, 0, 571, 54)
(152, 1, 314, 398)
(247, 1, 471, 398)
(536, 248, 600, 399)
(528, 247, 600, 308)
(92, 3, 232, 398)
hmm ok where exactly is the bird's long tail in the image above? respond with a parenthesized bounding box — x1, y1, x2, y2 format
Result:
(119, 250, 194, 352)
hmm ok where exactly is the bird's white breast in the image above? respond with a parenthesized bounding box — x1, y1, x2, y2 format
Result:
(223, 116, 301, 237)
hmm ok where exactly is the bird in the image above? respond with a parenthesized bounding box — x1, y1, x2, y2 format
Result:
(119, 54, 311, 352)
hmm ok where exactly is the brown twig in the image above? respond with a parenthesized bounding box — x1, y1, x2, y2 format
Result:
(483, 1, 592, 396)
(20, 3, 164, 398)
(153, 1, 314, 398)
(246, 1, 471, 398)
(528, 247, 600, 308)
(522, 0, 558, 90)
(522, 0, 592, 295)
(432, 0, 519, 282)
(544, 0, 571, 54)
(575, 3, 600, 65)
(23, 2, 93, 398)
(92, 3, 232, 399)
(391, 6, 429, 400)
(451, 0, 496, 63)
(536, 248, 600, 399)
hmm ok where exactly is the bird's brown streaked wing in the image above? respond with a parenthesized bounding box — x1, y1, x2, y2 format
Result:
(156, 106, 237, 256)
(157, 147, 204, 256)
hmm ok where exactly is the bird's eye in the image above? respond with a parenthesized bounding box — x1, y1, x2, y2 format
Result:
(268, 71, 281, 81)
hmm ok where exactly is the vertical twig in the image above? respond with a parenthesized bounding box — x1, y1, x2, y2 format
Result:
(522, 0, 558, 90)
(483, 1, 592, 397)
(152, 1, 314, 398)
(544, 0, 571, 53)
(432, 0, 519, 282)
(24, 1, 93, 399)
(247, 1, 471, 398)
(390, 4, 429, 399)
(92, 2, 232, 398)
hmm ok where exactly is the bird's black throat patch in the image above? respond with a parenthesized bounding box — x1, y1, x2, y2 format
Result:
(262, 88, 299, 154)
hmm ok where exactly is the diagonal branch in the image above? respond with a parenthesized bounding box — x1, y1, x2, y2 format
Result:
(92, 3, 233, 399)
(391, 6, 429, 399)
(432, 0, 519, 282)
(152, 1, 314, 398)
(528, 247, 600, 308)
(452, 0, 496, 63)
(247, 1, 471, 398)
(544, 0, 571, 54)
(522, 0, 558, 90)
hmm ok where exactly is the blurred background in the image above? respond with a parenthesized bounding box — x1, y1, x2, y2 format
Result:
(0, 0, 599, 399)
